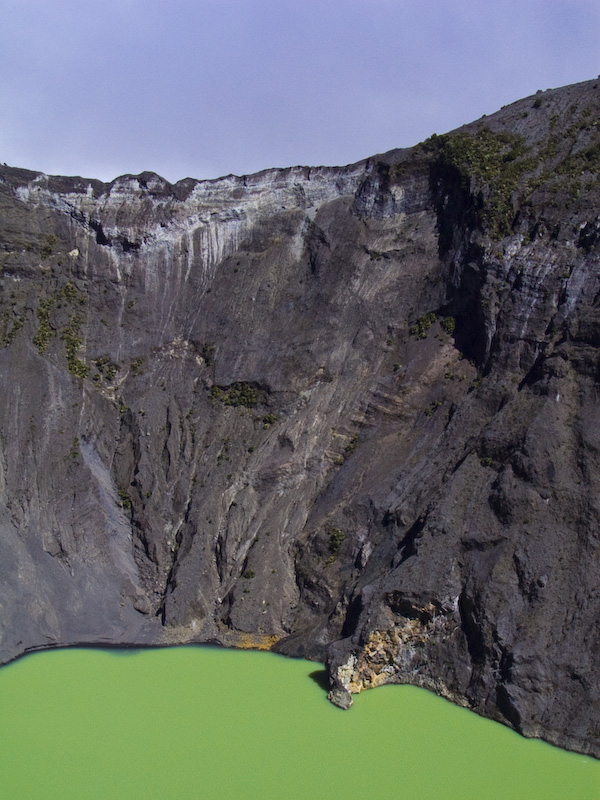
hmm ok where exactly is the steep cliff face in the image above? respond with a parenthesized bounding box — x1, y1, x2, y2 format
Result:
(1, 79, 599, 755)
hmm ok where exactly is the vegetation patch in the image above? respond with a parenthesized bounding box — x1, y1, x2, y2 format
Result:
(440, 316, 456, 335)
(40, 234, 58, 260)
(33, 297, 56, 353)
(344, 434, 359, 454)
(61, 314, 89, 378)
(0, 311, 24, 347)
(424, 400, 442, 417)
(424, 128, 535, 238)
(130, 357, 144, 376)
(327, 528, 345, 562)
(117, 488, 132, 510)
(33, 282, 87, 365)
(210, 381, 258, 408)
(93, 356, 119, 382)
(409, 312, 437, 339)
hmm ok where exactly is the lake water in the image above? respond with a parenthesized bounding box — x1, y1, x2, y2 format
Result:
(0, 646, 598, 799)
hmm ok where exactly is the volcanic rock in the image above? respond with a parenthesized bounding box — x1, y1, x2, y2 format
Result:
(1, 78, 600, 756)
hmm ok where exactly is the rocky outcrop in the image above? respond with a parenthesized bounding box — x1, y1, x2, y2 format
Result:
(1, 78, 599, 756)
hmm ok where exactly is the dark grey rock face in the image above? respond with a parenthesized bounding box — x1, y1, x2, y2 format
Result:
(1, 79, 599, 756)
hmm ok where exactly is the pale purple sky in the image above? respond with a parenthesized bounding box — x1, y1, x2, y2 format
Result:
(1, 0, 598, 183)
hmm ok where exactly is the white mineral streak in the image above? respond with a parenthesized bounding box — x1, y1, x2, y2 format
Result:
(14, 166, 366, 338)
(337, 654, 358, 690)
(519, 257, 556, 340)
(505, 236, 524, 260)
(79, 439, 139, 580)
(562, 261, 588, 315)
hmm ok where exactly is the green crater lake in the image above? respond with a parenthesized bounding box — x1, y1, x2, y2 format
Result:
(0, 646, 598, 799)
